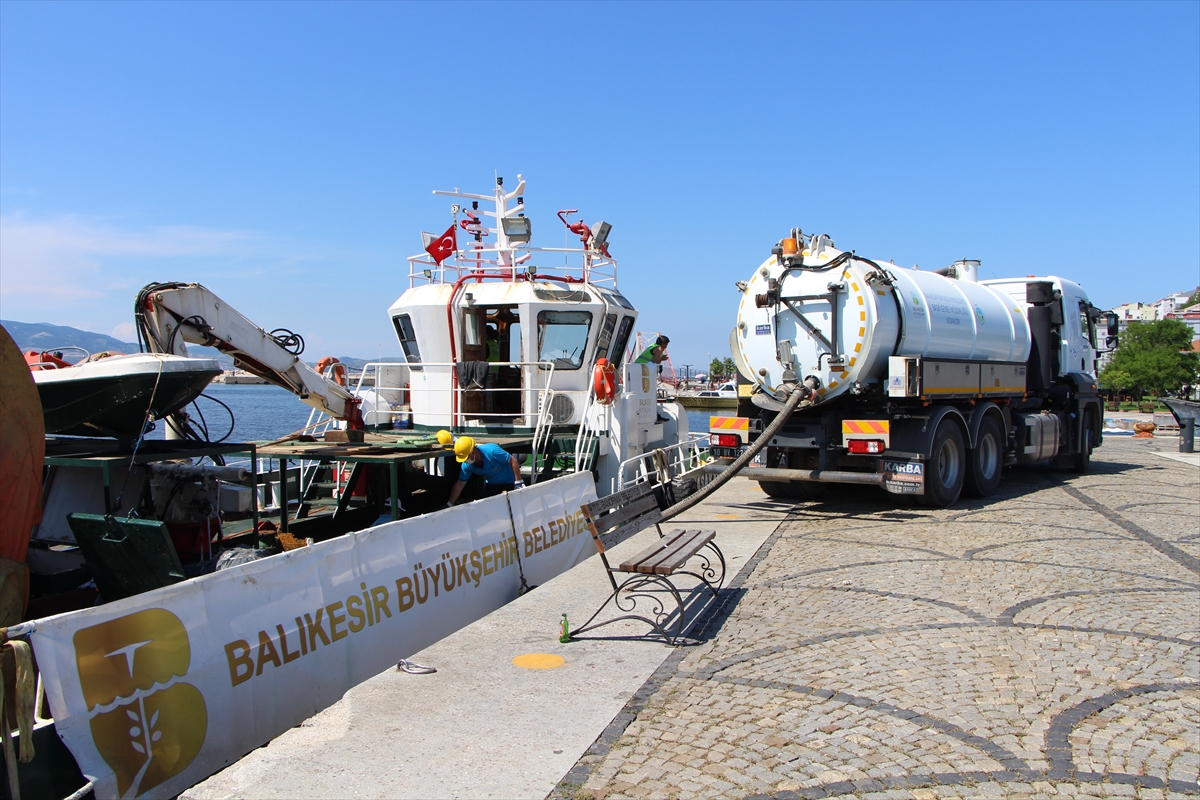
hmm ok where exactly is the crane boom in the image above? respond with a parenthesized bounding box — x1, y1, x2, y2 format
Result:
(135, 282, 362, 425)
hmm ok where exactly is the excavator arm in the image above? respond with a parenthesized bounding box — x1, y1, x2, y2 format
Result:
(135, 282, 363, 426)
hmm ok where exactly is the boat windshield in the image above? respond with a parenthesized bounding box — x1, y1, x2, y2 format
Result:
(393, 315, 422, 370)
(537, 310, 592, 370)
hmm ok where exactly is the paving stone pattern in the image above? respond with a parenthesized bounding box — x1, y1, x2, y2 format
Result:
(556, 438, 1199, 799)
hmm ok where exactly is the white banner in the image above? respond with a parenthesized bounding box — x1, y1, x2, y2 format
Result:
(31, 472, 597, 799)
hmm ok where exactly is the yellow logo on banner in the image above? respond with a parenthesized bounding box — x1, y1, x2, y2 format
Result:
(73, 609, 207, 797)
(640, 364, 651, 394)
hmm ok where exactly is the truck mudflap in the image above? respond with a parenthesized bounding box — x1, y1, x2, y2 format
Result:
(879, 456, 925, 495)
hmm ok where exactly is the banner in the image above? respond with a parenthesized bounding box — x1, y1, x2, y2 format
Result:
(31, 472, 596, 799)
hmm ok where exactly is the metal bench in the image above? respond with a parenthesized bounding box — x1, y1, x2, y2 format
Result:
(569, 482, 725, 645)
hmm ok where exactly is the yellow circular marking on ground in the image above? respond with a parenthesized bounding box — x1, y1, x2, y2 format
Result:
(512, 653, 565, 670)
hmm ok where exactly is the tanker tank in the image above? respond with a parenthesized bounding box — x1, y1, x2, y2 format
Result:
(733, 236, 1032, 405)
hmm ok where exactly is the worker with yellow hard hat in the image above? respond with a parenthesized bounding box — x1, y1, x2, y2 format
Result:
(445, 435, 522, 507)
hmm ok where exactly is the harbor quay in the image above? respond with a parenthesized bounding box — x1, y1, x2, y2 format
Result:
(189, 434, 1198, 800)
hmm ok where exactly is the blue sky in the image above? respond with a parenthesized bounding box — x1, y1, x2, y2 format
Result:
(2, 1, 1197, 370)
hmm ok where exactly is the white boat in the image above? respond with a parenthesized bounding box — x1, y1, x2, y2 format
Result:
(330, 173, 704, 494)
(28, 349, 222, 438)
(676, 381, 739, 409)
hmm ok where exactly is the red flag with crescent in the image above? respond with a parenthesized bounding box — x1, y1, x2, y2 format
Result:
(422, 224, 457, 265)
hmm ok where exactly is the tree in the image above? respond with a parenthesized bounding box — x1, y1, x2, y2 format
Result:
(1180, 288, 1200, 311)
(722, 357, 737, 381)
(1099, 319, 1200, 397)
(709, 357, 726, 380)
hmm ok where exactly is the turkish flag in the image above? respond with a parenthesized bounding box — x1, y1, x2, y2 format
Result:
(422, 224, 457, 265)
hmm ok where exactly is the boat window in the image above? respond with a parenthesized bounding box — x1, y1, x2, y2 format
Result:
(536, 310, 593, 370)
(392, 315, 422, 371)
(509, 322, 522, 361)
(533, 288, 592, 303)
(594, 314, 617, 366)
(609, 292, 635, 310)
(464, 314, 482, 346)
(610, 316, 634, 368)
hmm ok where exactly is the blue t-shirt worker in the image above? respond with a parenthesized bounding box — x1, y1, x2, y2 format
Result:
(446, 436, 522, 506)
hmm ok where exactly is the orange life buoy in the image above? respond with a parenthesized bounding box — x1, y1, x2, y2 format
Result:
(316, 356, 347, 386)
(593, 358, 616, 405)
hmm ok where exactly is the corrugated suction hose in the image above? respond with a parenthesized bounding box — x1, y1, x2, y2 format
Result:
(659, 379, 814, 521)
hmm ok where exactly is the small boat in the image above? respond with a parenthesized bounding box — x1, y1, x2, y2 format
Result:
(676, 381, 739, 409)
(27, 349, 222, 438)
(1162, 397, 1200, 424)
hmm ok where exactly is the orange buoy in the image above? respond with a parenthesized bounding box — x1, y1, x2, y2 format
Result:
(593, 358, 617, 405)
(316, 356, 347, 386)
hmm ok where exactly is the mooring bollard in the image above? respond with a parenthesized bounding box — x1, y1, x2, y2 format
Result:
(1180, 417, 1195, 454)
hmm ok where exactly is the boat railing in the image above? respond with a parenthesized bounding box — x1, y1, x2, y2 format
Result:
(573, 386, 607, 476)
(348, 359, 565, 431)
(406, 245, 617, 289)
(528, 389, 558, 485)
(616, 435, 711, 493)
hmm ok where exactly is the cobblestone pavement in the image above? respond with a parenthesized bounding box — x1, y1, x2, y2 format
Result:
(555, 437, 1200, 799)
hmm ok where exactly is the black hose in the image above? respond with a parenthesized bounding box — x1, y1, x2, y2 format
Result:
(196, 392, 235, 443)
(659, 382, 810, 521)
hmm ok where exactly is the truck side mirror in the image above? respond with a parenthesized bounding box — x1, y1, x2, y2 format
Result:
(1105, 312, 1119, 338)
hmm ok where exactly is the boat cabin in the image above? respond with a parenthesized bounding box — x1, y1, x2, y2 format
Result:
(381, 175, 639, 432)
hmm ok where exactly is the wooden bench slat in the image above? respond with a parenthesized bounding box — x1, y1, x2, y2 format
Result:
(590, 494, 661, 537)
(619, 528, 714, 575)
(651, 530, 715, 575)
(584, 482, 656, 516)
(582, 494, 663, 554)
(618, 528, 694, 572)
(598, 513, 663, 553)
(588, 494, 657, 537)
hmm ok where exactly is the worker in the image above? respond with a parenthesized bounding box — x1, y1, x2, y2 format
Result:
(634, 335, 670, 370)
(446, 436, 522, 506)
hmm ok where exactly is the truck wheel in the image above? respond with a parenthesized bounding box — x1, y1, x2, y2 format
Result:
(1071, 411, 1095, 473)
(922, 419, 965, 508)
(964, 417, 1003, 498)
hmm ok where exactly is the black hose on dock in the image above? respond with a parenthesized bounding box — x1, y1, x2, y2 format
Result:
(658, 382, 810, 522)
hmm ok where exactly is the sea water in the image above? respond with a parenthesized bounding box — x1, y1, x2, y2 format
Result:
(146, 384, 314, 443)
(150, 384, 735, 444)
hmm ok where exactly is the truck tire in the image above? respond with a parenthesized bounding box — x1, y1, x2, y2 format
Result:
(964, 416, 1003, 498)
(922, 419, 965, 508)
(1071, 410, 1095, 473)
(759, 480, 826, 501)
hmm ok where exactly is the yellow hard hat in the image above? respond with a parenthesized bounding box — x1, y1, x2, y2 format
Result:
(436, 429, 454, 445)
(454, 436, 476, 462)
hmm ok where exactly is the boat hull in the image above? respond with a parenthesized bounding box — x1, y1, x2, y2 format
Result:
(675, 395, 737, 409)
(34, 355, 221, 438)
(1162, 398, 1200, 423)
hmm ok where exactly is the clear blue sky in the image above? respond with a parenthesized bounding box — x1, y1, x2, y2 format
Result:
(2, 1, 1197, 370)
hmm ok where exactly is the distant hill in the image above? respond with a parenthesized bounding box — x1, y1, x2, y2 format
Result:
(1, 320, 402, 372)
(2, 320, 139, 357)
(3, 319, 236, 369)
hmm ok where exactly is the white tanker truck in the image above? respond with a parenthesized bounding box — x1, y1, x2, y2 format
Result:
(713, 229, 1119, 508)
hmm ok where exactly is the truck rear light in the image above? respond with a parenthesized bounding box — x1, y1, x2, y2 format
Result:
(847, 439, 885, 455)
(711, 433, 741, 448)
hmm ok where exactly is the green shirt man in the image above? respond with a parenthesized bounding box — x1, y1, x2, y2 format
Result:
(634, 335, 670, 366)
